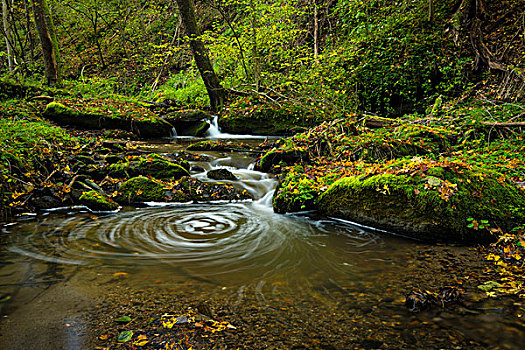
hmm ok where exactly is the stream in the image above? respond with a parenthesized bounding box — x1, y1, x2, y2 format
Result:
(0, 130, 524, 349)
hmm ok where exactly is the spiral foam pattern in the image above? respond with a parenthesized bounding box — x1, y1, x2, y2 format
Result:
(7, 203, 381, 277)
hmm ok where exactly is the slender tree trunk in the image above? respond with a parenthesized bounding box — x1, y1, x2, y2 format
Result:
(215, 3, 249, 81)
(249, 0, 260, 91)
(24, 0, 35, 59)
(32, 0, 60, 86)
(313, 0, 319, 59)
(2, 0, 14, 71)
(175, 0, 225, 111)
(92, 11, 106, 69)
(428, 0, 434, 22)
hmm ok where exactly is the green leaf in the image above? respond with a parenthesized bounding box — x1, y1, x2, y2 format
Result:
(115, 316, 132, 323)
(467, 217, 474, 222)
(117, 330, 133, 343)
(477, 281, 501, 292)
(467, 223, 474, 228)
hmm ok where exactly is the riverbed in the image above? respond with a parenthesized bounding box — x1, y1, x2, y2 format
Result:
(1, 136, 524, 349)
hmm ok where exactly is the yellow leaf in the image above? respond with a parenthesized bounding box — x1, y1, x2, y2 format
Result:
(113, 272, 129, 278)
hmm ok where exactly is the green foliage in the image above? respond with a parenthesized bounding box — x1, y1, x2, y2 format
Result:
(0, 117, 79, 215)
(146, 69, 209, 108)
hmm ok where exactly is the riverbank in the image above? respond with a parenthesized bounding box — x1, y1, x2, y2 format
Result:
(1, 86, 525, 349)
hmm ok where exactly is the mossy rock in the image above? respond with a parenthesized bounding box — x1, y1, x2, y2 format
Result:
(318, 169, 525, 243)
(107, 154, 190, 179)
(177, 177, 251, 202)
(79, 190, 119, 211)
(219, 102, 318, 136)
(164, 110, 211, 136)
(115, 176, 250, 204)
(255, 149, 309, 173)
(43, 102, 173, 138)
(273, 179, 317, 214)
(115, 176, 171, 203)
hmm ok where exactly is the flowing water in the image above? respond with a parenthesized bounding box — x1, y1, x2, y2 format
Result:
(0, 136, 524, 349)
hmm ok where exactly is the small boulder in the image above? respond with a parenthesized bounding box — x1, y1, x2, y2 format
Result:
(207, 168, 237, 181)
(255, 149, 309, 173)
(79, 190, 119, 211)
(115, 176, 167, 203)
(190, 165, 206, 173)
(107, 154, 190, 180)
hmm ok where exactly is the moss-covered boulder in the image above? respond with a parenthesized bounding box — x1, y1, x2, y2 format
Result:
(164, 110, 210, 136)
(115, 176, 251, 204)
(79, 190, 119, 211)
(43, 101, 174, 138)
(115, 176, 171, 203)
(107, 154, 190, 179)
(318, 168, 525, 243)
(255, 149, 309, 173)
(219, 99, 318, 136)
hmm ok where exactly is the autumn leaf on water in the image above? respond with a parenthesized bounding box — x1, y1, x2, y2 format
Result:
(132, 334, 149, 346)
(113, 272, 129, 278)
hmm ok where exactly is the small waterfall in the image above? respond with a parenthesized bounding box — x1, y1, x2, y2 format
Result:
(205, 115, 222, 138)
(171, 127, 178, 138)
(204, 115, 273, 139)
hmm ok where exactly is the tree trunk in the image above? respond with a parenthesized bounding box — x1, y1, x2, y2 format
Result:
(32, 0, 60, 86)
(249, 0, 260, 91)
(24, 0, 35, 60)
(451, 0, 508, 72)
(175, 0, 225, 111)
(428, 0, 434, 22)
(313, 0, 319, 59)
(2, 0, 14, 71)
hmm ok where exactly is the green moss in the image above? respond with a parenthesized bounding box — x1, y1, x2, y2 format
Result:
(219, 99, 318, 136)
(43, 100, 174, 138)
(107, 154, 190, 179)
(115, 176, 167, 203)
(318, 169, 525, 243)
(79, 190, 119, 211)
(256, 149, 309, 173)
(44, 102, 75, 116)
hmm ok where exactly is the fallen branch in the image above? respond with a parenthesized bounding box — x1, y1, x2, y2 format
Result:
(479, 121, 525, 127)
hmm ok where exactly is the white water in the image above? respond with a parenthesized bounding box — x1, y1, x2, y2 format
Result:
(192, 164, 277, 201)
(204, 115, 271, 139)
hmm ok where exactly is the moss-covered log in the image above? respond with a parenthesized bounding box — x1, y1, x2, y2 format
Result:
(43, 102, 174, 138)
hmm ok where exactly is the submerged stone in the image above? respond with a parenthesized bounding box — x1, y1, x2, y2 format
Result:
(207, 168, 237, 180)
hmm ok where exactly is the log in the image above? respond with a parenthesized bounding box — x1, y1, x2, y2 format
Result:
(479, 121, 525, 128)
